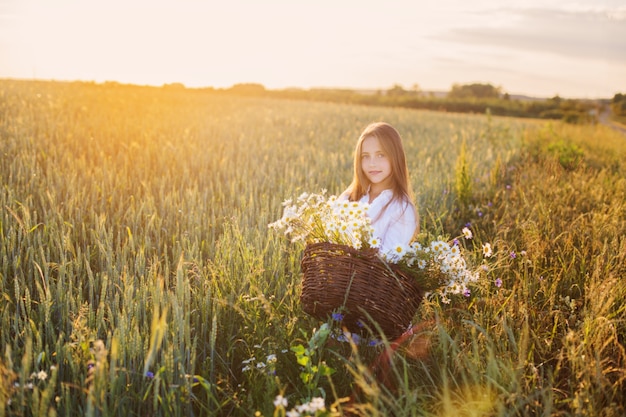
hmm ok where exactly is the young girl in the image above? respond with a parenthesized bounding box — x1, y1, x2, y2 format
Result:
(340, 122, 419, 255)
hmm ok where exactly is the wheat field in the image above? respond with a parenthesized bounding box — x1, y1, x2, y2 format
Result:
(1, 79, 625, 416)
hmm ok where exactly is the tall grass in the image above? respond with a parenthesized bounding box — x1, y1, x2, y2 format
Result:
(1, 79, 624, 416)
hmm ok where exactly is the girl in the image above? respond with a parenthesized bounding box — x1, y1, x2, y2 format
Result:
(340, 122, 419, 255)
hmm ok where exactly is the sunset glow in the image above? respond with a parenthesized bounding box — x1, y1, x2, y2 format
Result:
(1, 0, 625, 98)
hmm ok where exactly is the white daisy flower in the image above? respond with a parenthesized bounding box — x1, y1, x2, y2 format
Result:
(369, 236, 382, 249)
(482, 242, 493, 258)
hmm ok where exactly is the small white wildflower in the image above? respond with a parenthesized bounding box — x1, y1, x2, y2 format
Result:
(430, 240, 445, 255)
(274, 395, 288, 408)
(482, 242, 493, 258)
(462, 227, 473, 239)
(389, 244, 407, 261)
(309, 397, 326, 412)
(369, 236, 382, 249)
(410, 241, 422, 251)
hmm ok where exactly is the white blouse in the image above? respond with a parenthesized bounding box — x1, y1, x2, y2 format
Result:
(361, 189, 417, 254)
(341, 189, 417, 254)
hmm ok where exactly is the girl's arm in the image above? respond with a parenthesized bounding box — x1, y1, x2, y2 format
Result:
(380, 204, 418, 251)
(383, 205, 418, 248)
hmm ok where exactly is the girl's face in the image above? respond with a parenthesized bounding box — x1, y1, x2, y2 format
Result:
(360, 135, 393, 192)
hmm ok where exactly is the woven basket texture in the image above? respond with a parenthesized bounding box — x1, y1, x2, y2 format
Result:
(300, 242, 423, 339)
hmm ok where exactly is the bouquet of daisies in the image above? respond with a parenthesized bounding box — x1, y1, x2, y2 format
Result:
(268, 191, 374, 249)
(270, 190, 483, 303)
(387, 239, 480, 303)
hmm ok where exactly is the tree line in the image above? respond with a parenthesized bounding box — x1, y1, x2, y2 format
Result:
(212, 82, 605, 124)
(77, 79, 620, 124)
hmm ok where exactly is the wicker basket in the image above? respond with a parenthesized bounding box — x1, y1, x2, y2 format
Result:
(300, 242, 424, 340)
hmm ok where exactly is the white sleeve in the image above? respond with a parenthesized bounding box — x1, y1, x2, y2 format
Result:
(378, 201, 417, 252)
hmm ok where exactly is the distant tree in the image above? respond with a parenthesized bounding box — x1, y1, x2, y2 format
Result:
(449, 83, 501, 99)
(387, 84, 408, 97)
(550, 95, 562, 106)
(162, 82, 186, 89)
(228, 83, 266, 94)
(611, 93, 626, 119)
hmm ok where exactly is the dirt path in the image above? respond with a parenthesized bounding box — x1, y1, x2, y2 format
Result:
(599, 107, 626, 136)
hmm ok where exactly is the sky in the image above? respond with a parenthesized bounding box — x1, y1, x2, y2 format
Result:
(1, 0, 624, 98)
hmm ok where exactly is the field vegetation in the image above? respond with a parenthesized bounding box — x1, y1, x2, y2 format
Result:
(1, 79, 625, 416)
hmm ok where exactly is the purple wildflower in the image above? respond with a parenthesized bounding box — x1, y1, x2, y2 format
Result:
(495, 278, 502, 288)
(332, 312, 344, 322)
(463, 288, 471, 297)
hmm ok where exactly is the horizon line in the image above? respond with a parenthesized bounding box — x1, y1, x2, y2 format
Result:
(1, 76, 619, 101)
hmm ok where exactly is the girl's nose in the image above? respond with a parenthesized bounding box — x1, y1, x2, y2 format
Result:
(367, 157, 377, 167)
